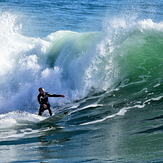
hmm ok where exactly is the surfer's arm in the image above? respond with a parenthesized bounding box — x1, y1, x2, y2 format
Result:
(37, 95, 43, 104)
(38, 96, 47, 108)
(47, 93, 65, 98)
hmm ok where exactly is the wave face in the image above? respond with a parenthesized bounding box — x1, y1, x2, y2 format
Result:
(0, 12, 163, 116)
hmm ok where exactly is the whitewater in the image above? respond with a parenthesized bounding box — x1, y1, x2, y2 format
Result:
(0, 0, 163, 162)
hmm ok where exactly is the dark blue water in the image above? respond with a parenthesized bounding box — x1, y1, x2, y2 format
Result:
(1, 0, 162, 37)
(0, 0, 163, 162)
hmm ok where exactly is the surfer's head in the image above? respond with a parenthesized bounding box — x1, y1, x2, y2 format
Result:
(39, 87, 45, 94)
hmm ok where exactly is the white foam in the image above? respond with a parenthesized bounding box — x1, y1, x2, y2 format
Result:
(0, 111, 45, 129)
(80, 104, 146, 126)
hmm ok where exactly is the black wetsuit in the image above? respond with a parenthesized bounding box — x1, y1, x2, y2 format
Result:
(37, 92, 62, 116)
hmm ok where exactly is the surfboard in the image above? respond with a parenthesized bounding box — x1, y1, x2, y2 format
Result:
(37, 109, 71, 124)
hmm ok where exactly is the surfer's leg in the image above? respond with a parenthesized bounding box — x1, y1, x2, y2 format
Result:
(38, 107, 44, 116)
(47, 107, 52, 116)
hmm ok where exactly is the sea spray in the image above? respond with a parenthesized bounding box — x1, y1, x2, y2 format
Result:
(0, 13, 50, 113)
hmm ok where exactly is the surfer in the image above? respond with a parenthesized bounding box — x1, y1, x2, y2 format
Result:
(37, 87, 65, 116)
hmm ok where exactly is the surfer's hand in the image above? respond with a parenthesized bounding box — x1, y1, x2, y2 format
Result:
(61, 94, 65, 98)
(43, 104, 47, 108)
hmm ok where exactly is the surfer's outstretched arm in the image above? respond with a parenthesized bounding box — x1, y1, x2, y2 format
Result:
(47, 93, 66, 98)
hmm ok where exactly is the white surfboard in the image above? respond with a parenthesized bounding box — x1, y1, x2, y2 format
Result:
(37, 109, 70, 124)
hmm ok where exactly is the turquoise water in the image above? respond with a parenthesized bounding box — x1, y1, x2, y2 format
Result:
(0, 0, 163, 162)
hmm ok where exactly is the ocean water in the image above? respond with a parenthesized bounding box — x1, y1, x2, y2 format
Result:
(0, 0, 163, 162)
